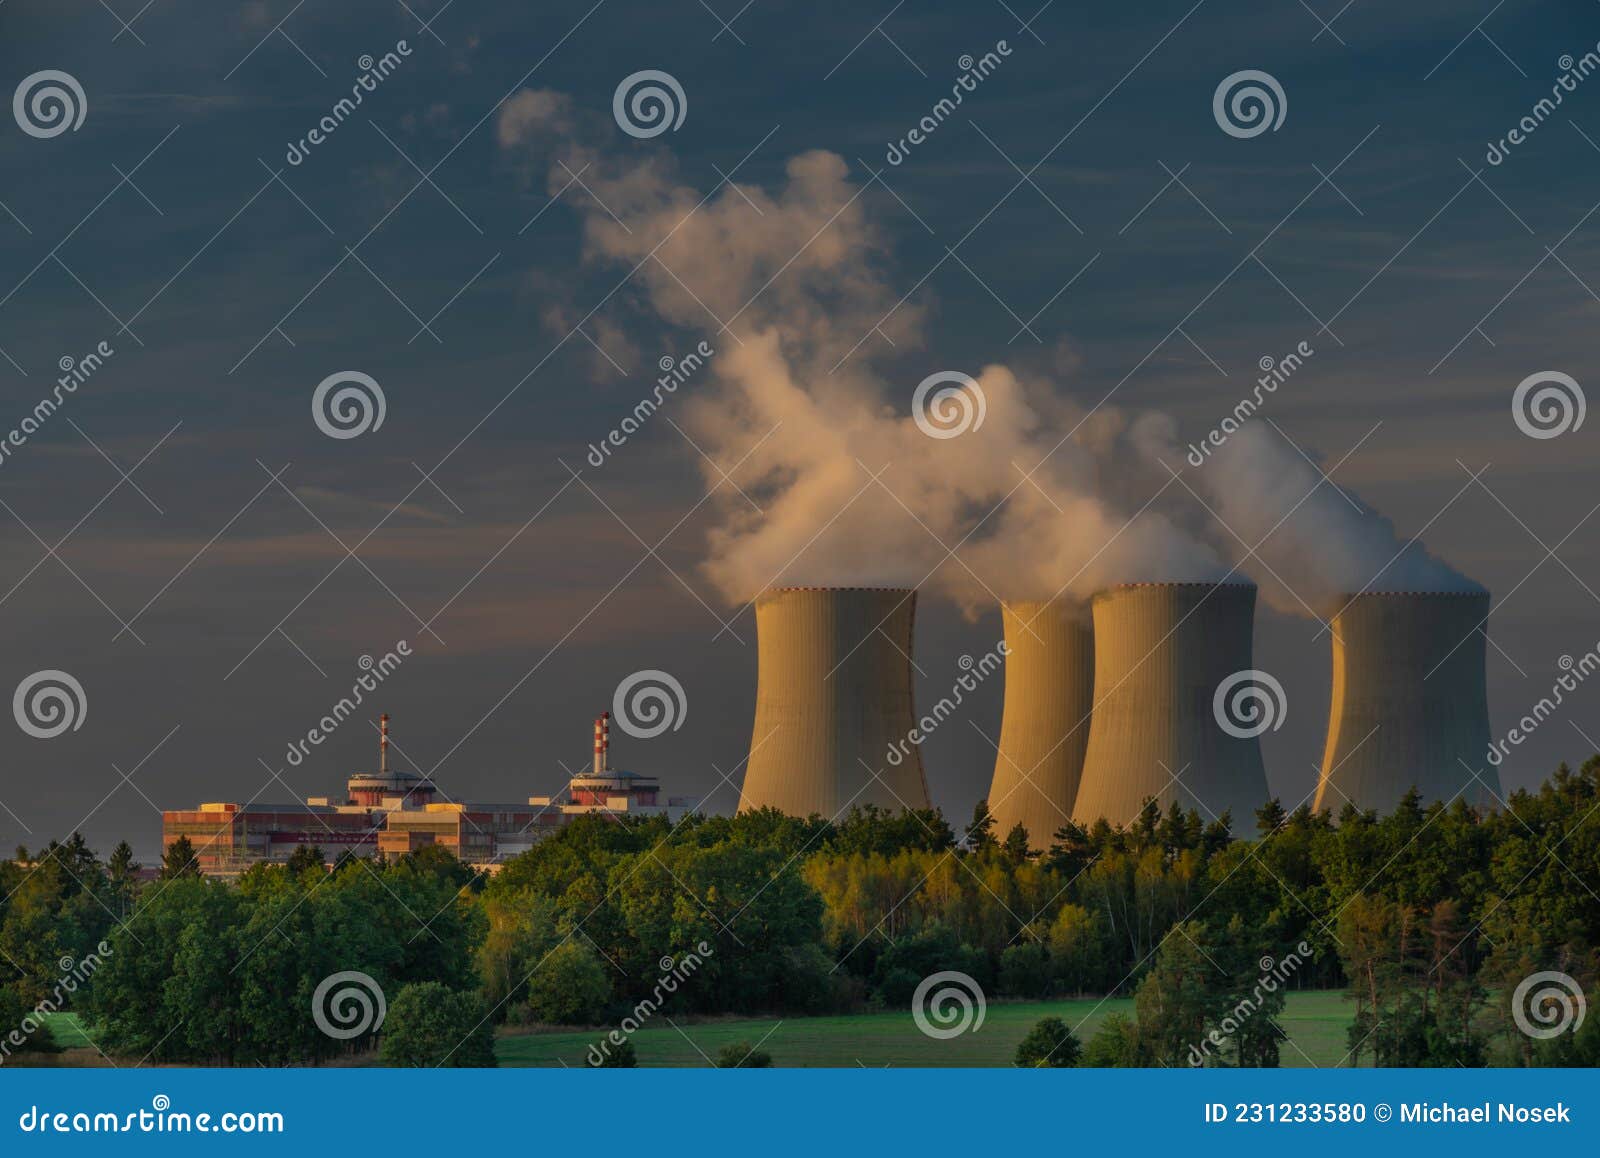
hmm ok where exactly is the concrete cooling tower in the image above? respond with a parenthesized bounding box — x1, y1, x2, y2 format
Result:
(738, 587, 931, 817)
(1072, 582, 1271, 829)
(986, 600, 1094, 850)
(1315, 591, 1498, 813)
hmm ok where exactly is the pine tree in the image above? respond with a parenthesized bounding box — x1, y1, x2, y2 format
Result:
(108, 841, 139, 882)
(283, 844, 327, 876)
(965, 799, 997, 852)
(1001, 823, 1033, 863)
(1254, 797, 1288, 837)
(108, 841, 140, 916)
(160, 835, 201, 880)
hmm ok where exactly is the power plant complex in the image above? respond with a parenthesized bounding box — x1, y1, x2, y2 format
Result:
(161, 580, 1503, 870)
(162, 713, 698, 877)
(731, 579, 1498, 847)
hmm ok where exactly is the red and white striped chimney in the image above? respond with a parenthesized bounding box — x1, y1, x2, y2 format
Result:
(594, 711, 610, 776)
(380, 712, 390, 774)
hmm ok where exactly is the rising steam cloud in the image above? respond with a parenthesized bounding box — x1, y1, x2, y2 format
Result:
(1174, 422, 1482, 614)
(496, 90, 1476, 613)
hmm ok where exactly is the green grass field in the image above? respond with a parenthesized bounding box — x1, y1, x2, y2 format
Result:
(495, 989, 1359, 1068)
(42, 991, 1359, 1067)
(41, 1012, 93, 1049)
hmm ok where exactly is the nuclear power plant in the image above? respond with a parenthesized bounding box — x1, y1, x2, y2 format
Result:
(986, 600, 1094, 849)
(1315, 590, 1499, 813)
(1071, 582, 1271, 827)
(737, 586, 931, 817)
(731, 572, 1502, 831)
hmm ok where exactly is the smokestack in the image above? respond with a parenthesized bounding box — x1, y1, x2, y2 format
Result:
(738, 587, 930, 817)
(1073, 582, 1271, 828)
(1316, 591, 1498, 813)
(380, 712, 389, 774)
(594, 711, 610, 777)
(986, 600, 1094, 850)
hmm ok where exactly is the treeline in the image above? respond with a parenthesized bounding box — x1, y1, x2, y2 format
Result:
(1, 756, 1598, 1066)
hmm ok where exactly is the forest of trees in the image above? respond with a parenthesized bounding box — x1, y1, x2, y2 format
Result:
(1, 754, 1598, 1067)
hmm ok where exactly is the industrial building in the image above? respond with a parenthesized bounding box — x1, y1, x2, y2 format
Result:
(162, 712, 697, 877)
(1072, 582, 1271, 828)
(738, 586, 931, 817)
(160, 802, 381, 876)
(1315, 590, 1499, 812)
(165, 576, 1506, 873)
(986, 599, 1094, 850)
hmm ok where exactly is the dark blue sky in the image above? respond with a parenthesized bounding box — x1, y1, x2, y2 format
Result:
(1, 0, 1597, 858)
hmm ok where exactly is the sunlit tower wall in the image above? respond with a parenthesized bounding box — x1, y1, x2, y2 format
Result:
(1315, 591, 1498, 813)
(986, 600, 1094, 850)
(1072, 582, 1271, 828)
(738, 587, 931, 817)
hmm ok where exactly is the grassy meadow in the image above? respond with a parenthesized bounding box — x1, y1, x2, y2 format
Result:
(36, 990, 1357, 1067)
(494, 989, 1358, 1067)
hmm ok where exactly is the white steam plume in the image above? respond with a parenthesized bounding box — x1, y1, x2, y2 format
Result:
(1170, 422, 1481, 614)
(497, 91, 1473, 614)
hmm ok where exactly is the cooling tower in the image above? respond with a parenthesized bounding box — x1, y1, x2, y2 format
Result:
(1315, 591, 1498, 813)
(986, 600, 1094, 850)
(738, 587, 931, 817)
(1072, 582, 1271, 828)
